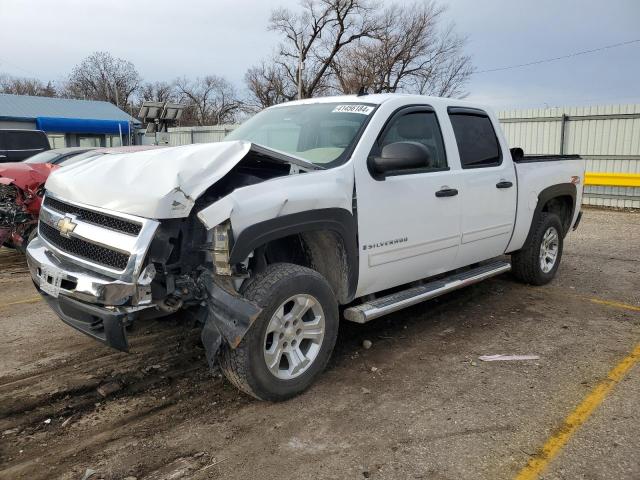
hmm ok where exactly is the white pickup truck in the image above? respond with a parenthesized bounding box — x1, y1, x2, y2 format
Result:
(27, 94, 585, 400)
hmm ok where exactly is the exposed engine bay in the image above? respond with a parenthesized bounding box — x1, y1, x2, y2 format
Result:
(140, 152, 303, 365)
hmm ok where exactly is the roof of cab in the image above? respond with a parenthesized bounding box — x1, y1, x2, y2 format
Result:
(269, 93, 491, 113)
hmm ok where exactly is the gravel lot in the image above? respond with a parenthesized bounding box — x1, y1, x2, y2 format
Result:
(0, 207, 638, 480)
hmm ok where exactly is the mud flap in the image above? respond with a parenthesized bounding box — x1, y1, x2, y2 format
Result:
(198, 271, 262, 368)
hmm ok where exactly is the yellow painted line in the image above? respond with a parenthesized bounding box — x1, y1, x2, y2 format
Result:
(0, 296, 42, 308)
(587, 297, 640, 313)
(584, 172, 640, 187)
(514, 343, 640, 480)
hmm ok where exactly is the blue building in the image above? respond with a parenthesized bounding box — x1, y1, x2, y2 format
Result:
(0, 93, 141, 148)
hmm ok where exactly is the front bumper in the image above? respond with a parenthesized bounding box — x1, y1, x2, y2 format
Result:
(26, 236, 153, 351)
(40, 292, 133, 351)
(26, 236, 150, 306)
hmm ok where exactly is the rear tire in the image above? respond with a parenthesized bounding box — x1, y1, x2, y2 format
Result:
(219, 263, 339, 401)
(511, 212, 564, 286)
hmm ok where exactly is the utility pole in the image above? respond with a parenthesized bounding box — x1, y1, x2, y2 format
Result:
(297, 36, 304, 100)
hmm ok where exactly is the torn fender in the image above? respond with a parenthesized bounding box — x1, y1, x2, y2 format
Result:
(197, 270, 262, 367)
(197, 161, 354, 235)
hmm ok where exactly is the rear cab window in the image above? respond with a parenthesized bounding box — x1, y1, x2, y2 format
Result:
(448, 107, 502, 168)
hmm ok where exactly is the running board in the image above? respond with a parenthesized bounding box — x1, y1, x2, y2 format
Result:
(344, 260, 511, 324)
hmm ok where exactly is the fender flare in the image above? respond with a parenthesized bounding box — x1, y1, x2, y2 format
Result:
(229, 208, 359, 301)
(523, 183, 577, 248)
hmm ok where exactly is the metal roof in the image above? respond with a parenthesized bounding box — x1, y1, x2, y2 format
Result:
(0, 93, 140, 125)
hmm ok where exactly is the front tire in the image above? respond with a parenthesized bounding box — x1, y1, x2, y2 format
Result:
(511, 212, 564, 285)
(219, 263, 339, 401)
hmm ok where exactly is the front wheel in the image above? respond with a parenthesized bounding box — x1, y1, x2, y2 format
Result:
(219, 263, 339, 401)
(511, 212, 564, 286)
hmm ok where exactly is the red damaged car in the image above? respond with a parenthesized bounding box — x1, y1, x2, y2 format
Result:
(0, 146, 160, 251)
(0, 148, 92, 251)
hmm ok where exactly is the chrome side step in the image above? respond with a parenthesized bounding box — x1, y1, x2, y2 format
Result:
(344, 260, 511, 324)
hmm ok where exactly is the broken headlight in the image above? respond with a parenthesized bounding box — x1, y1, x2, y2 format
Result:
(212, 221, 232, 276)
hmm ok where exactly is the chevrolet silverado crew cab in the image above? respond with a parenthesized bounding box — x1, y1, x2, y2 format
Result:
(27, 94, 585, 401)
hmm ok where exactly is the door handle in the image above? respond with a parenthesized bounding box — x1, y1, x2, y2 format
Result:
(435, 188, 458, 197)
(496, 181, 513, 189)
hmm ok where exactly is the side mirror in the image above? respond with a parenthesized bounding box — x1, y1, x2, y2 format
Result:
(371, 141, 431, 178)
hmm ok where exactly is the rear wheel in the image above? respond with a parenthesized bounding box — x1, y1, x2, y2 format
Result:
(511, 212, 564, 285)
(219, 263, 339, 401)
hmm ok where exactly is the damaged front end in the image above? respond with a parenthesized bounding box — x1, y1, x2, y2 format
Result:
(28, 141, 315, 363)
(141, 208, 264, 366)
(197, 271, 261, 367)
(0, 162, 55, 250)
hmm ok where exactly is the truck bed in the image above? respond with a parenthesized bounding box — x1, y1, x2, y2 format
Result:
(516, 154, 581, 163)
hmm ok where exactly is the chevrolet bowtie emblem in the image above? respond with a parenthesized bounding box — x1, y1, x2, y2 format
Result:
(57, 215, 77, 238)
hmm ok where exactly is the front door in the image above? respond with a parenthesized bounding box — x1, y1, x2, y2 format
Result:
(354, 106, 462, 297)
(447, 108, 517, 267)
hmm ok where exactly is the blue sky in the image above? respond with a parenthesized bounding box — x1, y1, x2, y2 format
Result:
(0, 0, 638, 109)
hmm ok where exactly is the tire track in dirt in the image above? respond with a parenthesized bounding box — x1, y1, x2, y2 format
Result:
(0, 248, 29, 278)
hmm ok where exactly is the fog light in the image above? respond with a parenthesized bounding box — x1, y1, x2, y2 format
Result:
(213, 221, 232, 275)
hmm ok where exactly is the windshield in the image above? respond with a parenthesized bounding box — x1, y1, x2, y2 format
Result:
(24, 150, 60, 164)
(225, 102, 375, 166)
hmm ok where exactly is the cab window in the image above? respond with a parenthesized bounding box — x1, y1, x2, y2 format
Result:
(373, 110, 448, 170)
(448, 112, 502, 168)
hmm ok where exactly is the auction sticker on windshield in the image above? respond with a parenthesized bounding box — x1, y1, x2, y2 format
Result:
(332, 104, 375, 115)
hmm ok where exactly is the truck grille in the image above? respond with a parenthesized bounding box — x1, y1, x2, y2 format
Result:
(43, 197, 142, 236)
(40, 222, 130, 270)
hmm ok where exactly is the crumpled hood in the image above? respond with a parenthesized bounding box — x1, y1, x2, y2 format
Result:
(45, 141, 253, 219)
(0, 162, 58, 191)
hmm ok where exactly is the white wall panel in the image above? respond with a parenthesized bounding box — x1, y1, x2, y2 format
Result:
(499, 104, 640, 208)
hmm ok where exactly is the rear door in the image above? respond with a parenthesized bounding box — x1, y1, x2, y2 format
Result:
(447, 107, 517, 267)
(354, 105, 462, 296)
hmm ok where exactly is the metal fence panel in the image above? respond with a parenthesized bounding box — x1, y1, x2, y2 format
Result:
(499, 104, 640, 208)
(167, 125, 237, 146)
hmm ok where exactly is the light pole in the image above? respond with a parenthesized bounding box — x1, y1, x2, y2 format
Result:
(297, 37, 304, 100)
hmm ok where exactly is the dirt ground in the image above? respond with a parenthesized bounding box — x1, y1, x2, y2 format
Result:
(0, 207, 638, 480)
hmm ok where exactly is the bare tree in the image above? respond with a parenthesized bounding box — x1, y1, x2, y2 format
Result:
(175, 75, 242, 125)
(0, 74, 57, 97)
(245, 61, 295, 111)
(332, 1, 473, 96)
(257, 0, 379, 102)
(63, 51, 141, 107)
(138, 81, 178, 104)
(246, 0, 472, 107)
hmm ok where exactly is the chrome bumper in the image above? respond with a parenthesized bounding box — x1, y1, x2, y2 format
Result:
(26, 236, 151, 307)
(26, 236, 156, 352)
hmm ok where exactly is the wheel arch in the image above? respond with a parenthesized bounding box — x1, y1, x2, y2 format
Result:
(522, 183, 576, 249)
(229, 208, 359, 304)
